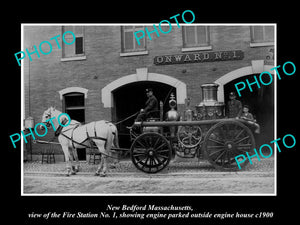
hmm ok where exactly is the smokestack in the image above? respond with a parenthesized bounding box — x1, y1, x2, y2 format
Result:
(199, 83, 219, 106)
(196, 83, 225, 120)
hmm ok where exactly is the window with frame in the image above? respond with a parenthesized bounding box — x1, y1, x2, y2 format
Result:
(62, 26, 85, 58)
(121, 26, 146, 53)
(182, 26, 210, 48)
(250, 26, 274, 43)
(63, 92, 85, 123)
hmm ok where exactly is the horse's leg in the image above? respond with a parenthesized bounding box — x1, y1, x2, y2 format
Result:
(100, 155, 107, 177)
(72, 148, 80, 172)
(61, 145, 72, 176)
(94, 140, 105, 176)
(68, 147, 76, 175)
(95, 156, 104, 176)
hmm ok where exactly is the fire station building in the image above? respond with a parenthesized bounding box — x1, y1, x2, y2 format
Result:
(23, 24, 275, 160)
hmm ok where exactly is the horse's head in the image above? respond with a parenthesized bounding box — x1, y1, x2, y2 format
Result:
(40, 107, 56, 130)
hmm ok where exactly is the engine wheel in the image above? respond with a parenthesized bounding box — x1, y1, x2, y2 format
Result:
(130, 132, 171, 173)
(203, 120, 255, 170)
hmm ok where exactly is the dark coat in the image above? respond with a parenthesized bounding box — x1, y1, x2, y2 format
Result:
(227, 99, 242, 118)
(144, 95, 158, 117)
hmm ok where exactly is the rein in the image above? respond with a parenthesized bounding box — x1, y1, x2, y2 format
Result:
(56, 122, 119, 160)
(112, 109, 161, 125)
(113, 111, 139, 125)
(38, 109, 119, 159)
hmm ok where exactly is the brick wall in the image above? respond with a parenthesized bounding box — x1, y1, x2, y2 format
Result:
(22, 25, 274, 156)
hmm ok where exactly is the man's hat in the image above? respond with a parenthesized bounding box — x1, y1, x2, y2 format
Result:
(229, 92, 236, 97)
(145, 88, 153, 93)
(243, 104, 249, 109)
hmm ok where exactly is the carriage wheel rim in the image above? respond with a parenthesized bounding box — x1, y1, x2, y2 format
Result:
(130, 133, 171, 173)
(204, 120, 255, 170)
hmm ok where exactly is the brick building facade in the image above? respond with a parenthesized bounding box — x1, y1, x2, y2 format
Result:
(22, 24, 275, 160)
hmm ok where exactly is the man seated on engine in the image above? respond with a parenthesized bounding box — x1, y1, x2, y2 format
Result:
(135, 88, 159, 122)
(128, 88, 158, 135)
(240, 105, 260, 134)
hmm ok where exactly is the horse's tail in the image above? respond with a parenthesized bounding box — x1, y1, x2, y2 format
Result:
(106, 122, 119, 149)
(113, 125, 120, 149)
(105, 124, 114, 156)
(109, 123, 120, 163)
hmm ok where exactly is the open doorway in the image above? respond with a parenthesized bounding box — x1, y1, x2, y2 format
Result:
(112, 81, 176, 148)
(224, 74, 274, 146)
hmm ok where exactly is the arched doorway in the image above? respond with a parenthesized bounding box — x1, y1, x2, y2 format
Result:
(224, 75, 274, 146)
(101, 69, 187, 148)
(215, 61, 275, 146)
(101, 68, 187, 108)
(113, 81, 176, 148)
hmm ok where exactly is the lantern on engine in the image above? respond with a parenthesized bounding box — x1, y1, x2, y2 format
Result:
(166, 93, 179, 121)
(165, 93, 179, 137)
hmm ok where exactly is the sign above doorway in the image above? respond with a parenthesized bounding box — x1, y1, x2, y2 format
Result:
(154, 50, 244, 65)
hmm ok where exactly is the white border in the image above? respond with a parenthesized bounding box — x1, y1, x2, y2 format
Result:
(21, 24, 24, 195)
(21, 23, 276, 197)
(274, 24, 277, 196)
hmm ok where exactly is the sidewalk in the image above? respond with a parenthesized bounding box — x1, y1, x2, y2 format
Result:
(23, 157, 275, 174)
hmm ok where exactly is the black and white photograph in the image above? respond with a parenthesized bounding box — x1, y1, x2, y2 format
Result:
(20, 24, 275, 195)
(5, 7, 298, 225)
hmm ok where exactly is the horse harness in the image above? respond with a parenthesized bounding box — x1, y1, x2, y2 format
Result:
(57, 120, 115, 150)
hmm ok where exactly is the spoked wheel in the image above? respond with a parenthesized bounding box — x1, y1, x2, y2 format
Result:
(203, 120, 255, 170)
(130, 132, 171, 173)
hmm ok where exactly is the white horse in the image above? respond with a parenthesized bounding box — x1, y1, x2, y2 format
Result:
(40, 107, 119, 176)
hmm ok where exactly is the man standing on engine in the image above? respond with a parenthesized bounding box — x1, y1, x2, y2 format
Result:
(227, 92, 242, 118)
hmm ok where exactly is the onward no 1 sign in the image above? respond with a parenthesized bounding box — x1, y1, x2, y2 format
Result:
(154, 50, 244, 65)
